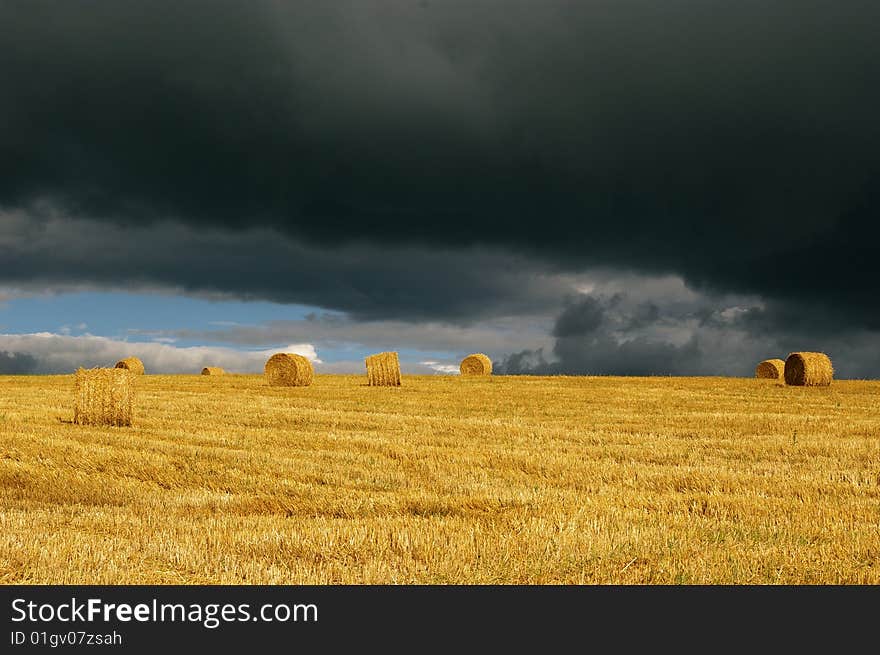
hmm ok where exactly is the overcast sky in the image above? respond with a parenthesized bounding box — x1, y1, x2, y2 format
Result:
(1, 1, 878, 376)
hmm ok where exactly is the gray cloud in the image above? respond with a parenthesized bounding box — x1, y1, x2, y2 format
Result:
(0, 333, 317, 375)
(553, 295, 610, 338)
(497, 291, 880, 378)
(0, 351, 38, 375)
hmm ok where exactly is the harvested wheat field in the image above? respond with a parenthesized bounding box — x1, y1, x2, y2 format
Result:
(1, 373, 879, 584)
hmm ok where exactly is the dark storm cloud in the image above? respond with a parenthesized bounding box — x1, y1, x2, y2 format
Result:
(2, 1, 880, 326)
(498, 293, 706, 375)
(0, 212, 570, 321)
(496, 292, 880, 378)
(552, 295, 611, 338)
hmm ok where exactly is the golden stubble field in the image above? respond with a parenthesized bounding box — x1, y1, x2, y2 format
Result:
(1, 373, 879, 584)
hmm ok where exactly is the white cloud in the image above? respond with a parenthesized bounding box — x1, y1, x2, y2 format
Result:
(277, 344, 321, 363)
(0, 332, 319, 374)
(420, 360, 460, 375)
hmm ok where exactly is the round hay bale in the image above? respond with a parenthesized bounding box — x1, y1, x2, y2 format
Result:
(264, 353, 314, 387)
(460, 353, 493, 376)
(114, 356, 145, 375)
(784, 352, 833, 387)
(201, 367, 225, 376)
(365, 351, 401, 386)
(755, 359, 785, 379)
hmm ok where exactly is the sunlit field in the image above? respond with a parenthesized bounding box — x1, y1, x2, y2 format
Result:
(1, 373, 878, 584)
